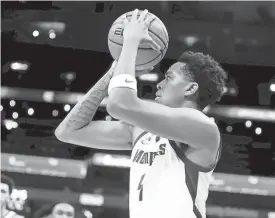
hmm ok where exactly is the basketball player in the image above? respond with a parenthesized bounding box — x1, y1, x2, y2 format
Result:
(1, 175, 24, 218)
(55, 9, 227, 218)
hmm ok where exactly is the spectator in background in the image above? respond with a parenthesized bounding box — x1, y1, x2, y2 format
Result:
(51, 203, 75, 218)
(1, 174, 24, 218)
(34, 203, 75, 218)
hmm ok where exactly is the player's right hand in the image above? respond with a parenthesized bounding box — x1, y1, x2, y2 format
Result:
(123, 9, 160, 51)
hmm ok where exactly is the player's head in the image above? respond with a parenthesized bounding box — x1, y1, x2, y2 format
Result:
(156, 51, 227, 109)
(1, 174, 14, 208)
(52, 203, 75, 218)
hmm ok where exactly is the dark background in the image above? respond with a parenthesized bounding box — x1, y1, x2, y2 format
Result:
(1, 2, 275, 218)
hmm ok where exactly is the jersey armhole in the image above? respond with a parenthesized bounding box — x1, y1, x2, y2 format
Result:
(169, 139, 222, 172)
(132, 130, 148, 148)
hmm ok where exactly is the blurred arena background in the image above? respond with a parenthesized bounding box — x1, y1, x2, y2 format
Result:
(1, 1, 275, 218)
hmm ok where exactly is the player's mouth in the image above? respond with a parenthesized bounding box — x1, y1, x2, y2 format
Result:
(155, 92, 161, 100)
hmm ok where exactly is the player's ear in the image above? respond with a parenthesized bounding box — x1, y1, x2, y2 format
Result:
(184, 82, 199, 97)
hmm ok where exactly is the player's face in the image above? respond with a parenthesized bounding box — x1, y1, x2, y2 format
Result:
(155, 62, 192, 107)
(0, 183, 10, 207)
(52, 204, 75, 218)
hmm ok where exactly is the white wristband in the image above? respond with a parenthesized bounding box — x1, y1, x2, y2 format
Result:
(108, 74, 137, 95)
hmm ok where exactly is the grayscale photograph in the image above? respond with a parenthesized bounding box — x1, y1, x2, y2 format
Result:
(1, 1, 275, 218)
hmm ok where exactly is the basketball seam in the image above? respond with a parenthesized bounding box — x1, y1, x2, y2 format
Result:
(109, 13, 166, 67)
(123, 13, 168, 48)
(108, 39, 160, 51)
(111, 21, 122, 27)
(159, 22, 169, 43)
(111, 18, 126, 27)
(109, 28, 167, 49)
(109, 38, 163, 66)
(148, 30, 167, 49)
(136, 52, 163, 66)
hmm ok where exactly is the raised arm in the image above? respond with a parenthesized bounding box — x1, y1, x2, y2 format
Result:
(55, 62, 116, 134)
(54, 61, 134, 150)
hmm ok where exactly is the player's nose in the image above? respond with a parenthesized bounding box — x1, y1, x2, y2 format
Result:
(156, 80, 163, 90)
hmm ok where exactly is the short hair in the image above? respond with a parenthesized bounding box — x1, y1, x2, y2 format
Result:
(1, 174, 14, 194)
(178, 51, 228, 108)
(52, 203, 74, 213)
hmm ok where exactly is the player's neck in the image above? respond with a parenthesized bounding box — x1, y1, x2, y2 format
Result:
(180, 100, 200, 110)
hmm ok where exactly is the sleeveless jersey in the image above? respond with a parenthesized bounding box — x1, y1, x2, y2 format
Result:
(129, 131, 222, 218)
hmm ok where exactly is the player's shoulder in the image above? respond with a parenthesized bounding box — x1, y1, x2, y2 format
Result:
(197, 111, 220, 134)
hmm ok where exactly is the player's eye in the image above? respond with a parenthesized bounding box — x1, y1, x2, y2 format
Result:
(165, 75, 171, 80)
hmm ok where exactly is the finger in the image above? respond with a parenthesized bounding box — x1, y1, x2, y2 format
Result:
(144, 37, 161, 51)
(123, 14, 129, 25)
(123, 18, 129, 25)
(138, 9, 148, 21)
(145, 14, 156, 27)
(132, 9, 139, 21)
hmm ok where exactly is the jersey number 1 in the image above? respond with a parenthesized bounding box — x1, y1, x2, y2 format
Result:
(138, 174, 145, 201)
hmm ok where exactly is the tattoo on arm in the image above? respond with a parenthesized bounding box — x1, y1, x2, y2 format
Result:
(61, 71, 112, 131)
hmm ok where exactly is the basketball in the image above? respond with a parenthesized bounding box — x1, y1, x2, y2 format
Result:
(108, 11, 169, 71)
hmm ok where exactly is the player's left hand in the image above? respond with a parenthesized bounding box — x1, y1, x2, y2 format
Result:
(123, 9, 160, 51)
